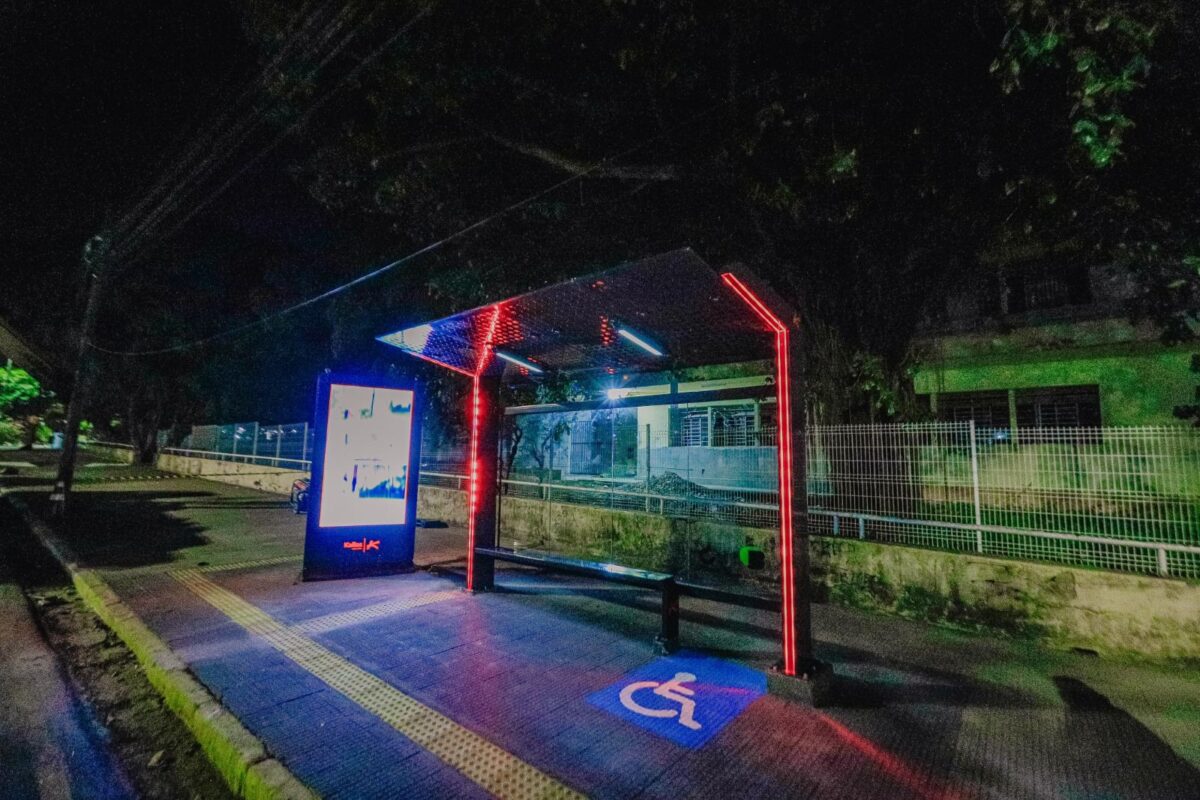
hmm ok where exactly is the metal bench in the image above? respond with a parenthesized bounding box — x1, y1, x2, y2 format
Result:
(473, 547, 680, 653)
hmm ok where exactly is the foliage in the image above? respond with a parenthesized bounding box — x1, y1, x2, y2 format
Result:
(41, 0, 1196, 434)
(229, 1, 1200, 424)
(35, 421, 53, 444)
(0, 363, 42, 416)
(994, 1, 1198, 372)
(0, 417, 22, 446)
(0, 363, 49, 446)
(994, 0, 1167, 169)
(1174, 354, 1200, 427)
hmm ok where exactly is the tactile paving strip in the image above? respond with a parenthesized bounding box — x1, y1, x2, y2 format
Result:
(171, 569, 582, 800)
(109, 555, 302, 581)
(73, 470, 174, 483)
(292, 590, 460, 634)
(192, 555, 303, 573)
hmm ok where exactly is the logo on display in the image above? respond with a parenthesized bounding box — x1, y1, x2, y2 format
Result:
(587, 652, 767, 747)
(342, 538, 381, 553)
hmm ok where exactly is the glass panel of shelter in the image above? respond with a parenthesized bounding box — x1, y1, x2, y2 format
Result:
(497, 387, 781, 597)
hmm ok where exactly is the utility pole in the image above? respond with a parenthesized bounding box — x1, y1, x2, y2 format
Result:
(51, 234, 110, 517)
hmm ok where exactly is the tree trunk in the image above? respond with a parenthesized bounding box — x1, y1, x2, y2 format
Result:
(127, 395, 162, 465)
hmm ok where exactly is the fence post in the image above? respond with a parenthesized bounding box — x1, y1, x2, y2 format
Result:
(301, 422, 309, 463)
(645, 423, 652, 481)
(1157, 546, 1169, 578)
(250, 422, 259, 460)
(969, 421, 983, 554)
(275, 425, 283, 462)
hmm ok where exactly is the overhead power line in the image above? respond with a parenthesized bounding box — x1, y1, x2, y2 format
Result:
(111, 1, 422, 272)
(114, 3, 433, 272)
(91, 149, 641, 356)
(90, 79, 773, 358)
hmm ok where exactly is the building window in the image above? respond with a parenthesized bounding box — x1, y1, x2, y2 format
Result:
(678, 408, 709, 447)
(712, 405, 757, 446)
(671, 403, 769, 447)
(1015, 385, 1101, 430)
(934, 390, 1011, 430)
(978, 261, 1094, 317)
(930, 385, 1102, 442)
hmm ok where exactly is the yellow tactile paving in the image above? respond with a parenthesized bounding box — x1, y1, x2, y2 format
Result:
(109, 555, 302, 581)
(292, 590, 460, 634)
(170, 569, 583, 800)
(193, 555, 303, 573)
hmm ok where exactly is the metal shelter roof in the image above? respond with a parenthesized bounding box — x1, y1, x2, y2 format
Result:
(377, 249, 784, 380)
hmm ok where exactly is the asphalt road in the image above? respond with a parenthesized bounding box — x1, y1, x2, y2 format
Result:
(0, 548, 135, 800)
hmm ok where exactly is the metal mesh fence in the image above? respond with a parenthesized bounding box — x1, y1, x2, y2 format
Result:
(160, 417, 1200, 579)
(177, 422, 315, 468)
(807, 423, 1200, 578)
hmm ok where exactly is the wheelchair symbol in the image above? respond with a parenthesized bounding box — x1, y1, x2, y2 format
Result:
(618, 671, 702, 730)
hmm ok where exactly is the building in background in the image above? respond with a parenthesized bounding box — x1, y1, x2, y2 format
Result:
(913, 251, 1194, 431)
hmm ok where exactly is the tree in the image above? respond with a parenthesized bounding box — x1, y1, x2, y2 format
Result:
(1175, 354, 1200, 426)
(0, 362, 41, 415)
(232, 0, 1197, 423)
(0, 361, 49, 447)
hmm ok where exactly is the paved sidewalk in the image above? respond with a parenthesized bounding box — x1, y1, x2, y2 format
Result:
(6, 465, 1200, 799)
(0, 552, 135, 800)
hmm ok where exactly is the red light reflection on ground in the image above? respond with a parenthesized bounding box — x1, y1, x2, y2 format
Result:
(817, 714, 963, 800)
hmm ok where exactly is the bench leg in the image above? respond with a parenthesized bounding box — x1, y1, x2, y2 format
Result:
(655, 583, 679, 654)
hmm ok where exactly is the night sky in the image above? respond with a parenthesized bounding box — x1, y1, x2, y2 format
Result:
(1, 2, 342, 364)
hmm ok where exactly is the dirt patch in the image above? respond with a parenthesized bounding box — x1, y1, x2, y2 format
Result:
(2, 506, 236, 800)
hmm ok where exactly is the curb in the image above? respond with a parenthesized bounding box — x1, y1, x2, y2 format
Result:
(2, 490, 318, 800)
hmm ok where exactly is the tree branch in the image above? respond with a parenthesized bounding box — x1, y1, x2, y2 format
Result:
(483, 132, 679, 181)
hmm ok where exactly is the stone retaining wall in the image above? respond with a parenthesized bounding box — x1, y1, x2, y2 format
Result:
(156, 453, 304, 496)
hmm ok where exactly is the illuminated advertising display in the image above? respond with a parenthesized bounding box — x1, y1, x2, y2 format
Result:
(303, 373, 422, 580)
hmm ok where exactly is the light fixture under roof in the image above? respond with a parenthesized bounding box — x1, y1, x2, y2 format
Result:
(615, 326, 664, 357)
(494, 349, 544, 374)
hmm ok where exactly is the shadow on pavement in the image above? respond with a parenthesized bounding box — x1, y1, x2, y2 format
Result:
(17, 490, 215, 569)
(1051, 676, 1200, 797)
(820, 670, 1031, 710)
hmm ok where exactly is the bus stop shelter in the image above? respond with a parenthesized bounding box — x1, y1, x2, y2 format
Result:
(378, 249, 829, 697)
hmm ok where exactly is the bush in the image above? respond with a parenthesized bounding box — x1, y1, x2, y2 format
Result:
(0, 417, 22, 446)
(35, 422, 53, 444)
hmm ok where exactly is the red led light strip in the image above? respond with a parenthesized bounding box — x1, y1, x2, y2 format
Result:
(466, 304, 502, 590)
(721, 273, 797, 676)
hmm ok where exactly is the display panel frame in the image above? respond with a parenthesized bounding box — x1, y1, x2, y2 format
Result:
(303, 371, 423, 580)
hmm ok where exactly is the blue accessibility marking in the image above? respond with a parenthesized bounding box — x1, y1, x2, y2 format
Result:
(586, 651, 767, 748)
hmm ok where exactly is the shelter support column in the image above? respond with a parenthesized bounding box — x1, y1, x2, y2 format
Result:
(784, 325, 816, 669)
(468, 375, 502, 592)
(721, 270, 830, 703)
(769, 306, 832, 703)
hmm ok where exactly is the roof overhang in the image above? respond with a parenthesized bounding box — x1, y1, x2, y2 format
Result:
(377, 249, 792, 382)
